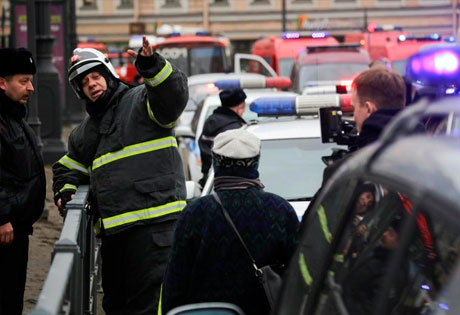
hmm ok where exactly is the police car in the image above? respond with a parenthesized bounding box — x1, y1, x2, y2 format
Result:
(175, 53, 284, 139)
(200, 94, 350, 220)
(182, 79, 296, 185)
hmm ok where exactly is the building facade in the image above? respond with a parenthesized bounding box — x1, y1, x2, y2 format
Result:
(0, 0, 459, 50)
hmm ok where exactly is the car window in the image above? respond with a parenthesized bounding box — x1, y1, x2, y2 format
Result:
(309, 182, 460, 315)
(259, 138, 339, 200)
(276, 178, 358, 315)
(298, 63, 368, 90)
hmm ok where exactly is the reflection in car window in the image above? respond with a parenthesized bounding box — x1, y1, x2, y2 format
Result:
(279, 57, 295, 77)
(276, 179, 357, 315)
(312, 182, 460, 315)
(298, 63, 368, 90)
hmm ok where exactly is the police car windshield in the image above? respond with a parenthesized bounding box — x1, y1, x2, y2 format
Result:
(299, 63, 368, 89)
(205, 104, 259, 122)
(279, 57, 295, 77)
(259, 138, 337, 200)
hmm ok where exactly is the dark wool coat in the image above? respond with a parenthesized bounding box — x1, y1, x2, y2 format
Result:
(162, 187, 299, 315)
(0, 90, 46, 234)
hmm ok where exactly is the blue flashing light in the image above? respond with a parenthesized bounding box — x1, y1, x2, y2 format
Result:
(439, 303, 449, 311)
(445, 36, 457, 43)
(398, 35, 407, 42)
(282, 32, 300, 39)
(445, 87, 456, 94)
(250, 98, 296, 116)
(311, 32, 328, 39)
(430, 33, 441, 40)
(421, 284, 430, 290)
(195, 31, 209, 36)
(169, 32, 181, 37)
(214, 80, 240, 89)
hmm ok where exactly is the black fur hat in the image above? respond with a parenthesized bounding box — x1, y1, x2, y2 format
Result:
(0, 48, 36, 77)
(219, 88, 247, 107)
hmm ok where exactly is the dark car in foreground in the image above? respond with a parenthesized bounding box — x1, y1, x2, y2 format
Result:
(167, 96, 460, 315)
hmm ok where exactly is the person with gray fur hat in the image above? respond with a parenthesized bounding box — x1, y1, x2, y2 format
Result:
(198, 87, 247, 188)
(162, 128, 299, 315)
(0, 47, 46, 315)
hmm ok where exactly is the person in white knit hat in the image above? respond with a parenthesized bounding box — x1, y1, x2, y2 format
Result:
(162, 128, 299, 315)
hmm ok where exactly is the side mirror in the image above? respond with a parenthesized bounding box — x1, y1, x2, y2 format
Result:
(166, 302, 245, 315)
(185, 181, 201, 201)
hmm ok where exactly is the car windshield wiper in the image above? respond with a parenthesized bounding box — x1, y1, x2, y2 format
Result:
(287, 197, 313, 202)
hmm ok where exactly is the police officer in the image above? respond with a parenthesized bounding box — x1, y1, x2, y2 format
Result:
(198, 87, 247, 187)
(52, 36, 188, 314)
(0, 48, 46, 315)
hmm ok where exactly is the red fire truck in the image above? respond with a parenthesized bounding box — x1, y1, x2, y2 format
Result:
(152, 33, 231, 76)
(251, 32, 339, 77)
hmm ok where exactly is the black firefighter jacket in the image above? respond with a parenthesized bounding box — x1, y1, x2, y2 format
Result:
(198, 106, 246, 176)
(0, 90, 46, 235)
(52, 53, 188, 236)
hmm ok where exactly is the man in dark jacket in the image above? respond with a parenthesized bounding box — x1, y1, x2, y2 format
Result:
(0, 48, 46, 315)
(52, 36, 188, 315)
(322, 67, 407, 185)
(162, 128, 299, 315)
(198, 87, 246, 187)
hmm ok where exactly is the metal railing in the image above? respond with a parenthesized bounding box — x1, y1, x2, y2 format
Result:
(28, 185, 101, 315)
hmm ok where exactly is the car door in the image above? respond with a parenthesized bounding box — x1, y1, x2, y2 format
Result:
(281, 176, 460, 315)
(234, 53, 277, 77)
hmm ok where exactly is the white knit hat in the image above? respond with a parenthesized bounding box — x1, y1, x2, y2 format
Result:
(212, 128, 260, 159)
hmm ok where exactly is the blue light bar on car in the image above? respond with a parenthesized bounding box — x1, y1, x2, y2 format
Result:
(282, 32, 301, 39)
(311, 32, 328, 38)
(250, 94, 352, 116)
(214, 77, 292, 89)
(406, 45, 460, 86)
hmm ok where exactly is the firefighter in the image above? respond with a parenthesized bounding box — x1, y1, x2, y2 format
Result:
(52, 35, 188, 314)
(0, 48, 46, 315)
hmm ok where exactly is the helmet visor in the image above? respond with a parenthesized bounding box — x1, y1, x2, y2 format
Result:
(69, 60, 102, 82)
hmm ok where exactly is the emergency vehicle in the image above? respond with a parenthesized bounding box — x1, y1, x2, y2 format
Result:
(152, 33, 231, 76)
(251, 32, 339, 78)
(376, 34, 443, 75)
(290, 44, 370, 94)
(77, 41, 108, 54)
(107, 51, 137, 84)
(344, 25, 406, 60)
(200, 91, 351, 219)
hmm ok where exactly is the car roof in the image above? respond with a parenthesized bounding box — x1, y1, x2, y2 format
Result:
(246, 116, 321, 140)
(333, 135, 460, 211)
(188, 73, 269, 86)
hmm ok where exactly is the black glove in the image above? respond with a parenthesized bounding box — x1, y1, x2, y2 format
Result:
(54, 191, 74, 208)
(198, 174, 208, 189)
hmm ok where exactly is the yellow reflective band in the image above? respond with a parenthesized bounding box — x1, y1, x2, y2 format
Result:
(59, 183, 77, 193)
(299, 253, 313, 286)
(58, 155, 90, 175)
(93, 218, 102, 236)
(145, 60, 173, 87)
(102, 200, 186, 230)
(146, 99, 177, 129)
(92, 136, 177, 170)
(317, 205, 332, 243)
(157, 283, 163, 315)
(334, 254, 344, 263)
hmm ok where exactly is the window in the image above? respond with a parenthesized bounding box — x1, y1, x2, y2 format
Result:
(276, 178, 358, 314)
(82, 0, 96, 8)
(117, 0, 133, 9)
(156, 0, 187, 13)
(374, 0, 404, 7)
(163, 0, 181, 7)
(309, 180, 460, 315)
(211, 0, 230, 6)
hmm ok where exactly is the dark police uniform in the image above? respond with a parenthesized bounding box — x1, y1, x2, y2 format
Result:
(0, 48, 46, 315)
